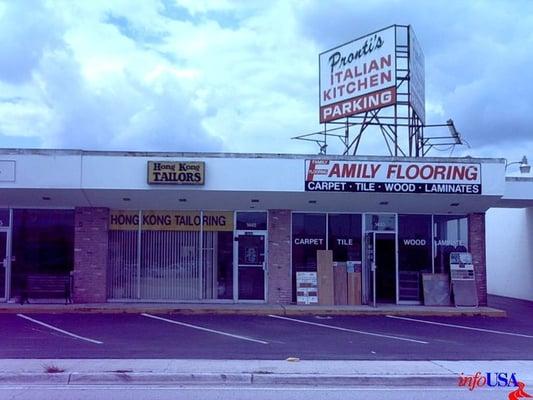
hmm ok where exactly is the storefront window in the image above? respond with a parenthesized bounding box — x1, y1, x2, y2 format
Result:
(398, 214, 432, 301)
(0, 209, 9, 227)
(236, 212, 267, 230)
(11, 209, 74, 298)
(292, 213, 326, 301)
(328, 214, 362, 263)
(107, 210, 234, 300)
(434, 215, 468, 274)
(365, 214, 396, 231)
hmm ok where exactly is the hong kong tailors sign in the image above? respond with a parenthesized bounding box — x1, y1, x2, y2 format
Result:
(147, 161, 205, 185)
(305, 160, 482, 194)
(319, 26, 397, 123)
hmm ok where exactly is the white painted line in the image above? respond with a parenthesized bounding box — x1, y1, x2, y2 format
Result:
(16, 314, 103, 345)
(268, 315, 428, 344)
(386, 315, 533, 339)
(141, 313, 268, 345)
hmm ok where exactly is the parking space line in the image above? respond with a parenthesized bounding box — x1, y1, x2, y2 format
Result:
(386, 315, 533, 339)
(16, 314, 103, 344)
(268, 315, 428, 344)
(141, 313, 269, 345)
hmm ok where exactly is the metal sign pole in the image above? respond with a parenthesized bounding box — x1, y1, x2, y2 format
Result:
(372, 264, 376, 308)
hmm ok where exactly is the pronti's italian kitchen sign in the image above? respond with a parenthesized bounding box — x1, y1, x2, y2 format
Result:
(305, 160, 482, 194)
(147, 161, 205, 184)
(109, 211, 233, 231)
(319, 26, 396, 123)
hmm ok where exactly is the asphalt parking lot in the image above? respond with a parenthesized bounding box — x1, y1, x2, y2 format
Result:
(0, 296, 531, 360)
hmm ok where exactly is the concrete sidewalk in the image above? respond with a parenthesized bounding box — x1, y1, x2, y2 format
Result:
(0, 302, 506, 317)
(0, 359, 531, 386)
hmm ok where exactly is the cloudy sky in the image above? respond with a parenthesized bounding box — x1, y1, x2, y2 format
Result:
(0, 0, 532, 169)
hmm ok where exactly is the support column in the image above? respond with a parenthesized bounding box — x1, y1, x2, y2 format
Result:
(468, 212, 487, 306)
(267, 210, 292, 304)
(73, 207, 109, 303)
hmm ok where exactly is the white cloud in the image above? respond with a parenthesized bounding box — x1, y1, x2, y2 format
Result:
(0, 0, 531, 161)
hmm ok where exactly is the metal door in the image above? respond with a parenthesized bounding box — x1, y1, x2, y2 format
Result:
(235, 233, 266, 301)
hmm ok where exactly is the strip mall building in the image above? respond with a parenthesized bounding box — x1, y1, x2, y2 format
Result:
(0, 149, 532, 305)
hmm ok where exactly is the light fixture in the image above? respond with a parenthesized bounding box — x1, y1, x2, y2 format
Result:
(505, 155, 531, 174)
(520, 156, 531, 174)
(447, 119, 460, 141)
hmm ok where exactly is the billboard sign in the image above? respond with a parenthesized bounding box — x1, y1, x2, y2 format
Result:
(305, 159, 482, 194)
(319, 26, 397, 123)
(409, 27, 425, 123)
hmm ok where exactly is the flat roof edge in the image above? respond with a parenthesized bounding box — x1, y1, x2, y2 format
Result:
(505, 176, 533, 182)
(0, 147, 506, 163)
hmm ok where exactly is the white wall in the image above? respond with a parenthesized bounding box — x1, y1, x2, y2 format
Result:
(486, 207, 533, 301)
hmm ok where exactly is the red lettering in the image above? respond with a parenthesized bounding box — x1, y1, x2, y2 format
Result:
(341, 163, 356, 178)
(466, 166, 478, 180)
(452, 166, 465, 180)
(368, 59, 379, 73)
(329, 163, 340, 177)
(370, 164, 380, 178)
(406, 165, 419, 179)
(386, 164, 398, 179)
(420, 164, 433, 179)
(434, 165, 446, 180)
(380, 55, 392, 68)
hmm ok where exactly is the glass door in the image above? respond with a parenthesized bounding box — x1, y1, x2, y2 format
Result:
(235, 233, 266, 301)
(374, 232, 397, 303)
(365, 232, 397, 305)
(0, 230, 8, 300)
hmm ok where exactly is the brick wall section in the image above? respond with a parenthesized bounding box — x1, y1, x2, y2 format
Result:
(73, 207, 109, 303)
(468, 212, 487, 306)
(267, 210, 292, 304)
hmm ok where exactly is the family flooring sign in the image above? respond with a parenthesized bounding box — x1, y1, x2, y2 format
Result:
(305, 160, 482, 194)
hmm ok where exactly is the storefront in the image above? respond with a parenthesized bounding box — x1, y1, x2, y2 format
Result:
(106, 210, 267, 302)
(1, 149, 527, 307)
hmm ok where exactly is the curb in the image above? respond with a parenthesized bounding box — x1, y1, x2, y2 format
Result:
(0, 373, 70, 384)
(0, 306, 507, 317)
(0, 372, 459, 386)
(252, 374, 458, 386)
(69, 372, 252, 385)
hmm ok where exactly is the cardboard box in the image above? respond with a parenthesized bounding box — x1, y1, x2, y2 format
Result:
(317, 250, 334, 305)
(347, 271, 362, 305)
(333, 262, 348, 305)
